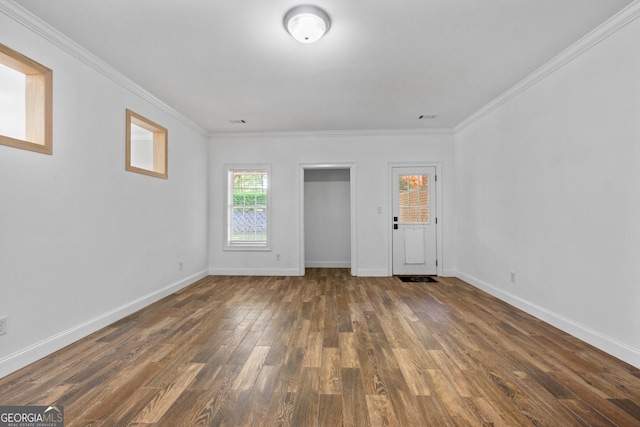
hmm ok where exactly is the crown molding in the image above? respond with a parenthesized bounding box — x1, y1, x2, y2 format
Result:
(454, 0, 640, 133)
(0, 0, 209, 137)
(210, 127, 454, 140)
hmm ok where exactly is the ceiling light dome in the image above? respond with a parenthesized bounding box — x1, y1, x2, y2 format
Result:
(284, 5, 331, 43)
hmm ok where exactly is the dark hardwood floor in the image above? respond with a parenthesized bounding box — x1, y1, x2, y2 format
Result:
(1, 269, 639, 426)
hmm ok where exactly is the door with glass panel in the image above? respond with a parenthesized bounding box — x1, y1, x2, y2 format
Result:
(392, 167, 437, 275)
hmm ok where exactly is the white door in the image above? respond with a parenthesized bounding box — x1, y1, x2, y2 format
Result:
(392, 166, 437, 275)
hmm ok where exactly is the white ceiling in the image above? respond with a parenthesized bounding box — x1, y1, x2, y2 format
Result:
(13, 0, 634, 134)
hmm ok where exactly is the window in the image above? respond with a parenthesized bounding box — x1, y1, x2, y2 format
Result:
(126, 109, 168, 179)
(398, 175, 430, 223)
(225, 166, 270, 250)
(0, 43, 52, 154)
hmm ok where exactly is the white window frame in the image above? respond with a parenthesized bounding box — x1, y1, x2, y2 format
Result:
(224, 164, 271, 251)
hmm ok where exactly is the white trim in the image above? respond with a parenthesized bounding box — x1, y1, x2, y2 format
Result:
(299, 163, 358, 277)
(223, 245, 270, 252)
(356, 269, 389, 277)
(455, 1, 640, 133)
(208, 267, 301, 276)
(305, 261, 352, 268)
(388, 162, 444, 277)
(212, 128, 454, 140)
(0, 1, 209, 137)
(457, 271, 640, 369)
(0, 269, 209, 379)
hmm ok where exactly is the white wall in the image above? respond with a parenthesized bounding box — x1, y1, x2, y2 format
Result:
(454, 12, 640, 367)
(7, 0, 635, 383)
(209, 132, 455, 277)
(0, 9, 209, 377)
(304, 168, 351, 267)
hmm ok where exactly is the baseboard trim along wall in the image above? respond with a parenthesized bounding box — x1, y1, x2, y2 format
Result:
(208, 267, 398, 277)
(208, 268, 302, 276)
(0, 270, 209, 379)
(357, 269, 389, 277)
(305, 261, 351, 268)
(457, 272, 640, 369)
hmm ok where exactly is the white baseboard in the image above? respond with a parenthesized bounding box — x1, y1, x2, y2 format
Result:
(457, 271, 640, 369)
(209, 267, 389, 277)
(441, 269, 457, 277)
(0, 269, 209, 379)
(356, 269, 389, 277)
(208, 267, 302, 276)
(305, 261, 351, 268)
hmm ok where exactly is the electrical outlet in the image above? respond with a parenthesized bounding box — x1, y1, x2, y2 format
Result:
(0, 316, 7, 336)
(179, 262, 184, 271)
(510, 271, 516, 283)
(276, 254, 281, 261)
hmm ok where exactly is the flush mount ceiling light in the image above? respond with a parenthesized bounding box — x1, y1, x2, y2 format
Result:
(284, 5, 331, 43)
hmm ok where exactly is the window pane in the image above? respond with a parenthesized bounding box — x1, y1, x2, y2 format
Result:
(409, 191, 419, 206)
(398, 174, 430, 224)
(418, 176, 428, 191)
(411, 176, 421, 191)
(228, 168, 269, 246)
(0, 62, 26, 141)
(130, 123, 154, 170)
(399, 191, 408, 207)
(255, 208, 267, 241)
(419, 208, 429, 223)
(398, 176, 408, 191)
(244, 191, 256, 206)
(409, 208, 419, 223)
(399, 207, 409, 223)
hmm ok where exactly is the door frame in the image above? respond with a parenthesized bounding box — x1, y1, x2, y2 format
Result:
(299, 163, 357, 276)
(388, 162, 443, 276)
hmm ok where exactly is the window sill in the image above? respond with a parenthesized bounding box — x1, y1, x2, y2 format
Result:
(224, 244, 271, 252)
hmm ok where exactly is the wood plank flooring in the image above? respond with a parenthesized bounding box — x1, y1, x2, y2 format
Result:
(1, 269, 639, 426)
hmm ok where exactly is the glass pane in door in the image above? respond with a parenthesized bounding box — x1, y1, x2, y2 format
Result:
(398, 175, 429, 223)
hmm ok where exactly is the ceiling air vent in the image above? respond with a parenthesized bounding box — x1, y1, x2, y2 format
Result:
(418, 115, 438, 120)
(229, 119, 246, 124)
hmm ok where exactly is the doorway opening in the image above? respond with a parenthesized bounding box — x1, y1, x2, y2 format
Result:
(300, 164, 357, 276)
